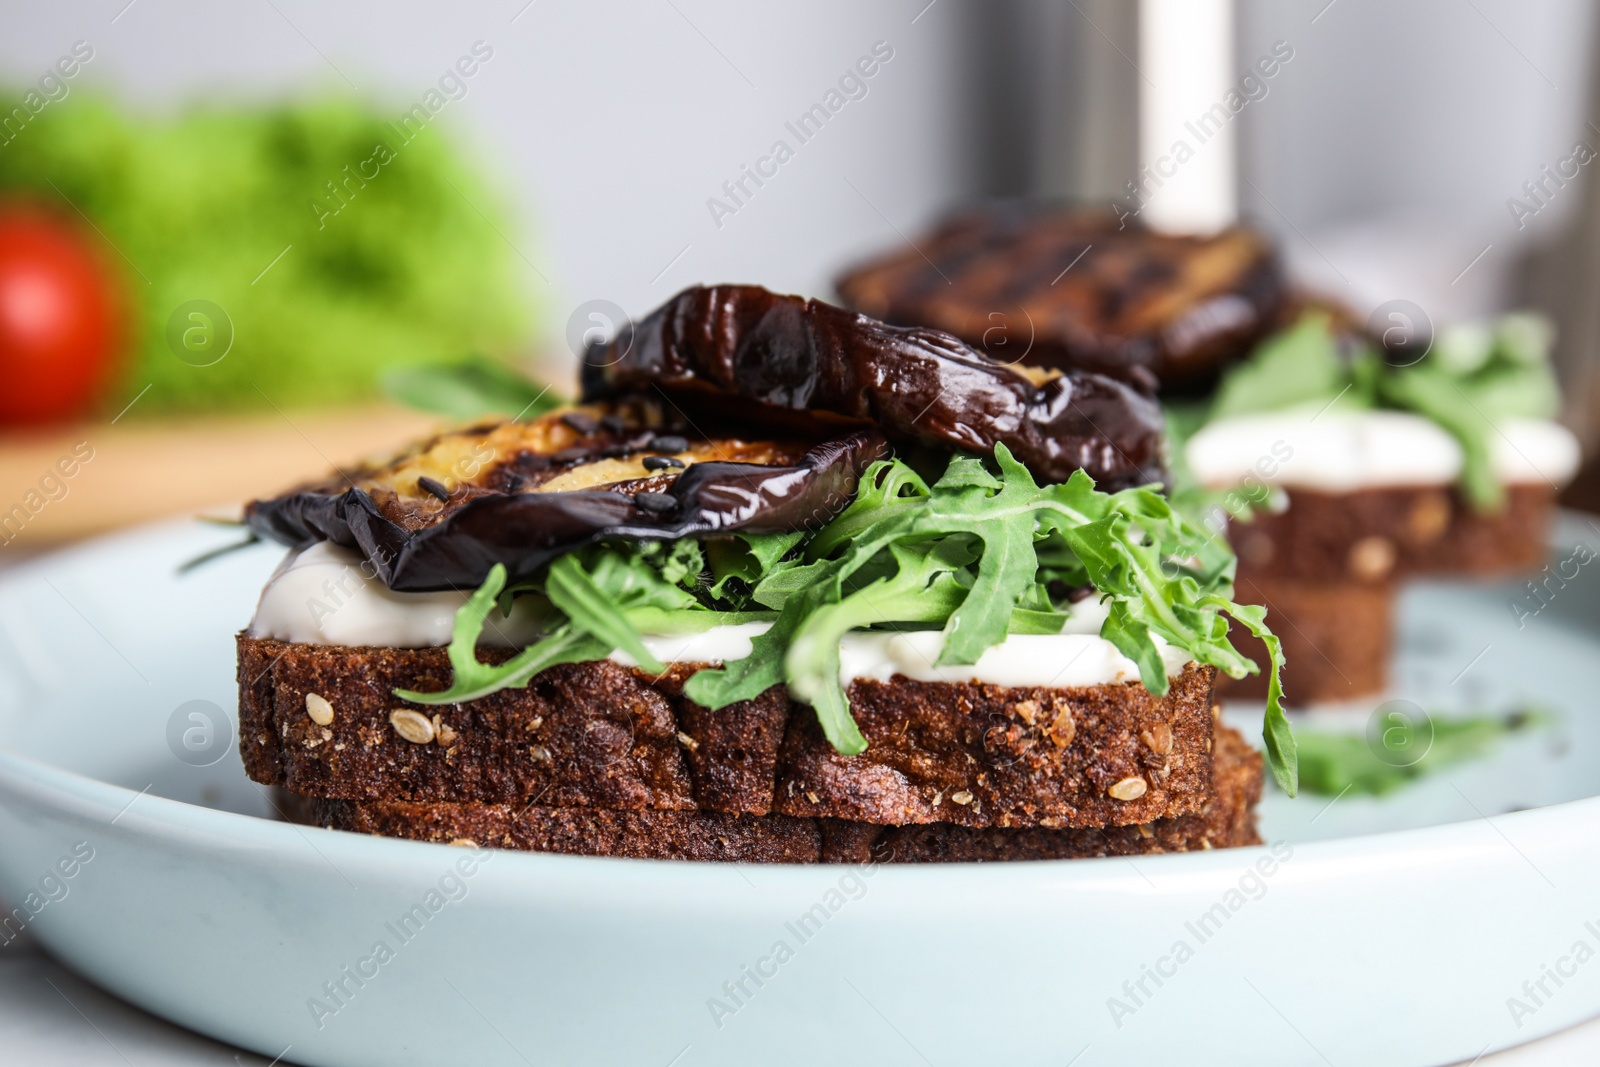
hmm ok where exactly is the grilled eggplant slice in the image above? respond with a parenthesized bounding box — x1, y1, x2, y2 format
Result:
(579, 284, 1166, 490)
(245, 397, 888, 591)
(834, 203, 1284, 391)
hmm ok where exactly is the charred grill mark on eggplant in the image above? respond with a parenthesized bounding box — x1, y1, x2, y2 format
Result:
(834, 204, 1284, 392)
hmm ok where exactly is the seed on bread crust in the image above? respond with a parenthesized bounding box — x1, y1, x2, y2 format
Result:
(305, 693, 335, 727)
(1108, 777, 1148, 801)
(1348, 536, 1397, 581)
(1406, 491, 1452, 544)
(1141, 722, 1174, 755)
(390, 709, 436, 744)
(1048, 707, 1076, 748)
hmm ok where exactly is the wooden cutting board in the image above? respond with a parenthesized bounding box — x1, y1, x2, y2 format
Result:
(0, 405, 441, 549)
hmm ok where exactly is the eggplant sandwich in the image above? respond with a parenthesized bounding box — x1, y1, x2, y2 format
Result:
(238, 284, 1294, 863)
(837, 204, 1579, 704)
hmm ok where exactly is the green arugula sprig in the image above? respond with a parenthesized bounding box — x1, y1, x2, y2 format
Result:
(394, 542, 774, 704)
(1208, 312, 1560, 511)
(1293, 710, 1548, 797)
(399, 447, 1299, 795)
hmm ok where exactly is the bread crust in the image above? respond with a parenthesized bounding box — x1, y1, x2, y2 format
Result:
(1229, 484, 1554, 584)
(1220, 572, 1394, 703)
(239, 635, 1217, 830)
(772, 667, 1216, 829)
(823, 718, 1263, 862)
(289, 722, 1261, 863)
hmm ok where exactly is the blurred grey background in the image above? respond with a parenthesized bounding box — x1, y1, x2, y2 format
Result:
(4, 0, 1592, 338)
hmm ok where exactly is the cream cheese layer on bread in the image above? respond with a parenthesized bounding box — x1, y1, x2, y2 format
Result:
(250, 542, 1192, 687)
(1186, 410, 1579, 493)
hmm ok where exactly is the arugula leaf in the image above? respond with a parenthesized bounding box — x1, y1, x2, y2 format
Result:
(1210, 314, 1350, 420)
(805, 460, 929, 559)
(396, 564, 610, 704)
(682, 605, 804, 709)
(1376, 362, 1503, 511)
(1100, 600, 1168, 697)
(1294, 710, 1545, 796)
(706, 531, 804, 599)
(921, 445, 1044, 665)
(405, 449, 1297, 791)
(545, 554, 667, 674)
(782, 546, 970, 751)
(381, 357, 562, 421)
(1204, 597, 1295, 795)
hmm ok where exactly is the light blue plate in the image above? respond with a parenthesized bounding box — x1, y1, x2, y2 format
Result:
(0, 515, 1596, 1067)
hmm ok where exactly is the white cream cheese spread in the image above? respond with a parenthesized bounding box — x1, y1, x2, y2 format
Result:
(1185, 410, 1579, 493)
(251, 544, 1191, 686)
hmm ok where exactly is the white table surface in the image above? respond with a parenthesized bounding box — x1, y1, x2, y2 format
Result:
(3, 920, 1597, 1067)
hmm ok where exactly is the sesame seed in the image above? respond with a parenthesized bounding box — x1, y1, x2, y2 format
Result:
(305, 692, 335, 726)
(649, 434, 688, 453)
(390, 709, 436, 744)
(1049, 707, 1076, 748)
(448, 838, 479, 849)
(1141, 722, 1174, 755)
(642, 455, 686, 471)
(1348, 536, 1396, 581)
(676, 731, 699, 751)
(1108, 777, 1148, 801)
(599, 414, 627, 435)
(417, 476, 451, 502)
(561, 412, 599, 434)
(950, 790, 974, 805)
(632, 492, 677, 514)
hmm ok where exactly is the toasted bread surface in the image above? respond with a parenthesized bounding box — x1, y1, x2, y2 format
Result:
(290, 721, 1261, 862)
(240, 636, 1217, 830)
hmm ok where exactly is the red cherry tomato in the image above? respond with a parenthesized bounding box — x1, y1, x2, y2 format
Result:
(0, 205, 124, 426)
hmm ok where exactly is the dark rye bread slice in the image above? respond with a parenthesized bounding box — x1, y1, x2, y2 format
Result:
(238, 635, 1217, 830)
(822, 718, 1263, 862)
(287, 721, 1262, 863)
(1229, 483, 1555, 585)
(771, 664, 1216, 829)
(1219, 571, 1393, 704)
